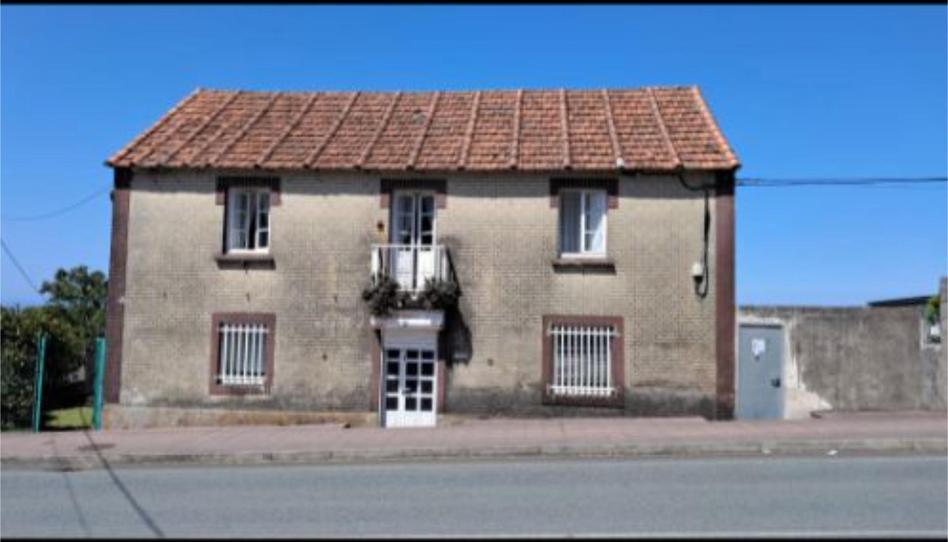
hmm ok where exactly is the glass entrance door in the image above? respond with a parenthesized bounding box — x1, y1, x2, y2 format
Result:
(382, 346, 437, 428)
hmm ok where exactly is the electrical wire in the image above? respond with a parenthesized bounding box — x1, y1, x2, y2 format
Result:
(1, 238, 41, 294)
(670, 173, 713, 299)
(736, 176, 947, 187)
(621, 170, 715, 298)
(1, 185, 111, 222)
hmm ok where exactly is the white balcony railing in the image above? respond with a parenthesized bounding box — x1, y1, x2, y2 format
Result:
(371, 244, 449, 293)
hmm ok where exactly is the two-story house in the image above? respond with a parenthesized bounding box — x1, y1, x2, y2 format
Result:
(103, 86, 739, 428)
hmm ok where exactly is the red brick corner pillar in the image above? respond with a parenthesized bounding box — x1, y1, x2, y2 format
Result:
(714, 170, 736, 420)
(104, 167, 132, 404)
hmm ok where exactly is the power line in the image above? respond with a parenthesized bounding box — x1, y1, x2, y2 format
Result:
(1, 185, 111, 222)
(0, 238, 41, 294)
(737, 176, 947, 187)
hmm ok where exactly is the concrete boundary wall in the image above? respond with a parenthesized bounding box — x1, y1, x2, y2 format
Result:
(740, 279, 946, 417)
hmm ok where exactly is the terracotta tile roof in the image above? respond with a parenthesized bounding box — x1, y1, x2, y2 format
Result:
(107, 86, 739, 172)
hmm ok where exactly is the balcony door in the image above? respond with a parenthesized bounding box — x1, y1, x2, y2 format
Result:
(391, 191, 436, 291)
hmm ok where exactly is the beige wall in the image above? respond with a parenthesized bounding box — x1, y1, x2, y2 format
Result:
(120, 169, 720, 416)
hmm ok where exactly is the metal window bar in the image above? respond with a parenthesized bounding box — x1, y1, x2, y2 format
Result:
(550, 324, 616, 397)
(218, 323, 268, 386)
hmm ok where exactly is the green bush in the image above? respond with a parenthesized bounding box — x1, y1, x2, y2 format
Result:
(1, 265, 107, 430)
(924, 294, 941, 325)
(1, 307, 41, 430)
(1, 306, 83, 430)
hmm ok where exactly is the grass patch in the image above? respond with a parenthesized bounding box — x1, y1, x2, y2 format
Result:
(46, 406, 92, 429)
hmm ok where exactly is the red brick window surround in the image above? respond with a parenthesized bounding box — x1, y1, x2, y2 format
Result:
(216, 177, 280, 260)
(541, 315, 625, 408)
(209, 312, 276, 396)
(216, 177, 281, 206)
(380, 179, 447, 209)
(549, 178, 618, 209)
(549, 179, 618, 268)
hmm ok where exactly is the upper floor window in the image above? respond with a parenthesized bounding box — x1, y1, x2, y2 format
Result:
(226, 188, 270, 253)
(559, 189, 607, 257)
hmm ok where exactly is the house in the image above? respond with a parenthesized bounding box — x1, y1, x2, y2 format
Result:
(102, 86, 739, 428)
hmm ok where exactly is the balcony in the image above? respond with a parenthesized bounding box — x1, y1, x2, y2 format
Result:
(370, 244, 451, 294)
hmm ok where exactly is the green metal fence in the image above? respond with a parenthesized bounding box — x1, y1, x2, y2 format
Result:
(31, 333, 47, 433)
(31, 335, 107, 432)
(92, 338, 106, 431)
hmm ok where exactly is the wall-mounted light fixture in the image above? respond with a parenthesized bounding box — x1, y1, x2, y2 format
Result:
(691, 261, 705, 294)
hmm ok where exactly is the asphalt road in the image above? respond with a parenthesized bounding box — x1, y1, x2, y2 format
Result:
(1, 455, 946, 538)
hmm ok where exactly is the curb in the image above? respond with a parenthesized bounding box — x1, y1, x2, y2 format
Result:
(2, 438, 945, 471)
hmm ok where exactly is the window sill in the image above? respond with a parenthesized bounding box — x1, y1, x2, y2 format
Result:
(551, 257, 616, 272)
(214, 252, 275, 269)
(209, 384, 270, 396)
(541, 391, 624, 409)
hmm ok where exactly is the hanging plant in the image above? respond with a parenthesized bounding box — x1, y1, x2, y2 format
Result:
(418, 278, 461, 311)
(361, 275, 409, 317)
(361, 275, 461, 316)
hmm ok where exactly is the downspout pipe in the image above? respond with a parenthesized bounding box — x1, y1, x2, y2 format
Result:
(618, 166, 719, 298)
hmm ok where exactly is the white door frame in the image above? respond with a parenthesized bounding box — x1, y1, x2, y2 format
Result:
(379, 330, 439, 428)
(390, 190, 437, 291)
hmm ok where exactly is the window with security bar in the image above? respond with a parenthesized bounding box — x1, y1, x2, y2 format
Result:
(545, 318, 623, 402)
(215, 321, 269, 387)
(226, 187, 270, 253)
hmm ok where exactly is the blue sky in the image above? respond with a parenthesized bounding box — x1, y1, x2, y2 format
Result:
(2, 5, 945, 306)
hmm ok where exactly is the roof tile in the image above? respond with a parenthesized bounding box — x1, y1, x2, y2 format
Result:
(107, 86, 739, 172)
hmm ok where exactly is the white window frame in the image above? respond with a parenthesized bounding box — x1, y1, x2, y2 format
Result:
(558, 188, 608, 258)
(226, 187, 271, 254)
(549, 323, 617, 398)
(390, 190, 437, 247)
(217, 322, 268, 386)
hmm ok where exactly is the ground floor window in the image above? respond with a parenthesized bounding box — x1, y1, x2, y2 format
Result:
(209, 313, 275, 394)
(542, 315, 624, 406)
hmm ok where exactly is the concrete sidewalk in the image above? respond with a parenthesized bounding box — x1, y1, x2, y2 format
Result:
(2, 411, 945, 470)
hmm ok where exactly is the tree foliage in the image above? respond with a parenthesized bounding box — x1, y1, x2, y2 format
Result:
(40, 266, 108, 388)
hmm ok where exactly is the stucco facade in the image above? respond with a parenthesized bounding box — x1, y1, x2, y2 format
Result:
(109, 169, 731, 425)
